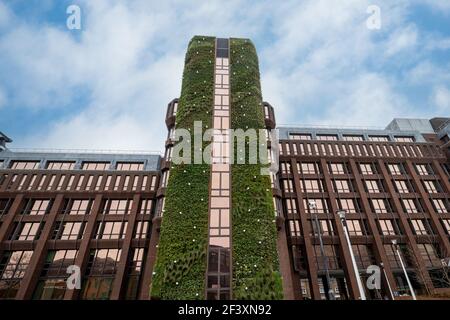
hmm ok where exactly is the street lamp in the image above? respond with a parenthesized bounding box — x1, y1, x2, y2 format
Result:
(308, 200, 335, 300)
(380, 262, 395, 300)
(336, 210, 366, 300)
(391, 239, 416, 300)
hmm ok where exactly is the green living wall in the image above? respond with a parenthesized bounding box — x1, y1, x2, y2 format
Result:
(230, 38, 283, 300)
(150, 36, 215, 300)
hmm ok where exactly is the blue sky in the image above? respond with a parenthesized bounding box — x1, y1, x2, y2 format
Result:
(0, 0, 449, 151)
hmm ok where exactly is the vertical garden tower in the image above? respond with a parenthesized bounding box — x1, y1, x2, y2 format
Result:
(150, 36, 283, 300)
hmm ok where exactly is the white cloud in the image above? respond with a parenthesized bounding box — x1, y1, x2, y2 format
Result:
(0, 87, 7, 109)
(1, 0, 273, 150)
(432, 86, 450, 114)
(1, 0, 449, 150)
(0, 2, 12, 29)
(384, 24, 418, 57)
(406, 61, 450, 85)
(321, 73, 412, 126)
(415, 0, 450, 13)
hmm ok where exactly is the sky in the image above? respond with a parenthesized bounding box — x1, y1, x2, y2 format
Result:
(0, 0, 449, 151)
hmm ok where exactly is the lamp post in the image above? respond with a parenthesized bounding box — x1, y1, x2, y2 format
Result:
(391, 239, 416, 300)
(380, 262, 395, 300)
(308, 200, 335, 300)
(336, 210, 366, 300)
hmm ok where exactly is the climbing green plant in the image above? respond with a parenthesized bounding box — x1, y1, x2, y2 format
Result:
(150, 36, 215, 300)
(230, 38, 283, 300)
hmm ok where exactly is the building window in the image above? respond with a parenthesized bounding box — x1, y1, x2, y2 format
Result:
(388, 164, 403, 175)
(11, 222, 43, 241)
(165, 147, 173, 161)
(131, 176, 139, 191)
(102, 199, 133, 215)
(168, 128, 175, 140)
(10, 161, 40, 170)
(53, 221, 85, 240)
(105, 175, 112, 190)
(343, 135, 364, 141)
(303, 199, 329, 213)
(298, 162, 319, 174)
(75, 176, 85, 191)
(311, 220, 334, 236)
(172, 101, 178, 116)
(33, 250, 77, 300)
(280, 162, 291, 175)
(384, 244, 405, 269)
(94, 176, 104, 191)
(58, 175, 67, 189)
(139, 199, 153, 215)
(81, 162, 109, 171)
(394, 180, 411, 193)
(124, 248, 146, 300)
(378, 219, 397, 235)
(6, 174, 18, 190)
(394, 136, 415, 143)
(337, 199, 358, 213)
(264, 105, 269, 118)
(273, 197, 282, 217)
(95, 221, 128, 240)
(0, 173, 8, 188)
(62, 199, 92, 215)
(116, 162, 144, 171)
(365, 180, 381, 193)
(370, 199, 389, 214)
(290, 133, 311, 140)
(122, 176, 130, 190)
(0, 251, 33, 299)
(269, 173, 278, 189)
(285, 198, 298, 215)
(329, 163, 346, 174)
(316, 135, 338, 141)
(156, 198, 166, 217)
(285, 144, 291, 155)
(134, 221, 150, 239)
(46, 175, 56, 190)
(417, 244, 441, 268)
(150, 175, 157, 191)
(282, 179, 295, 193)
(206, 246, 231, 299)
(36, 175, 47, 190)
(300, 179, 323, 192)
(402, 199, 420, 214)
(313, 245, 341, 270)
(368, 136, 389, 142)
(22, 199, 52, 215)
(24, 175, 35, 190)
(352, 245, 375, 269)
(16, 175, 27, 190)
(81, 249, 122, 300)
(423, 180, 439, 193)
(0, 199, 12, 217)
(347, 220, 363, 236)
(433, 199, 449, 213)
(160, 171, 170, 187)
(442, 220, 450, 234)
(46, 162, 75, 170)
(141, 176, 149, 191)
(415, 164, 431, 175)
(333, 180, 351, 193)
(410, 220, 429, 235)
(359, 163, 376, 175)
(66, 175, 75, 190)
(289, 220, 301, 237)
